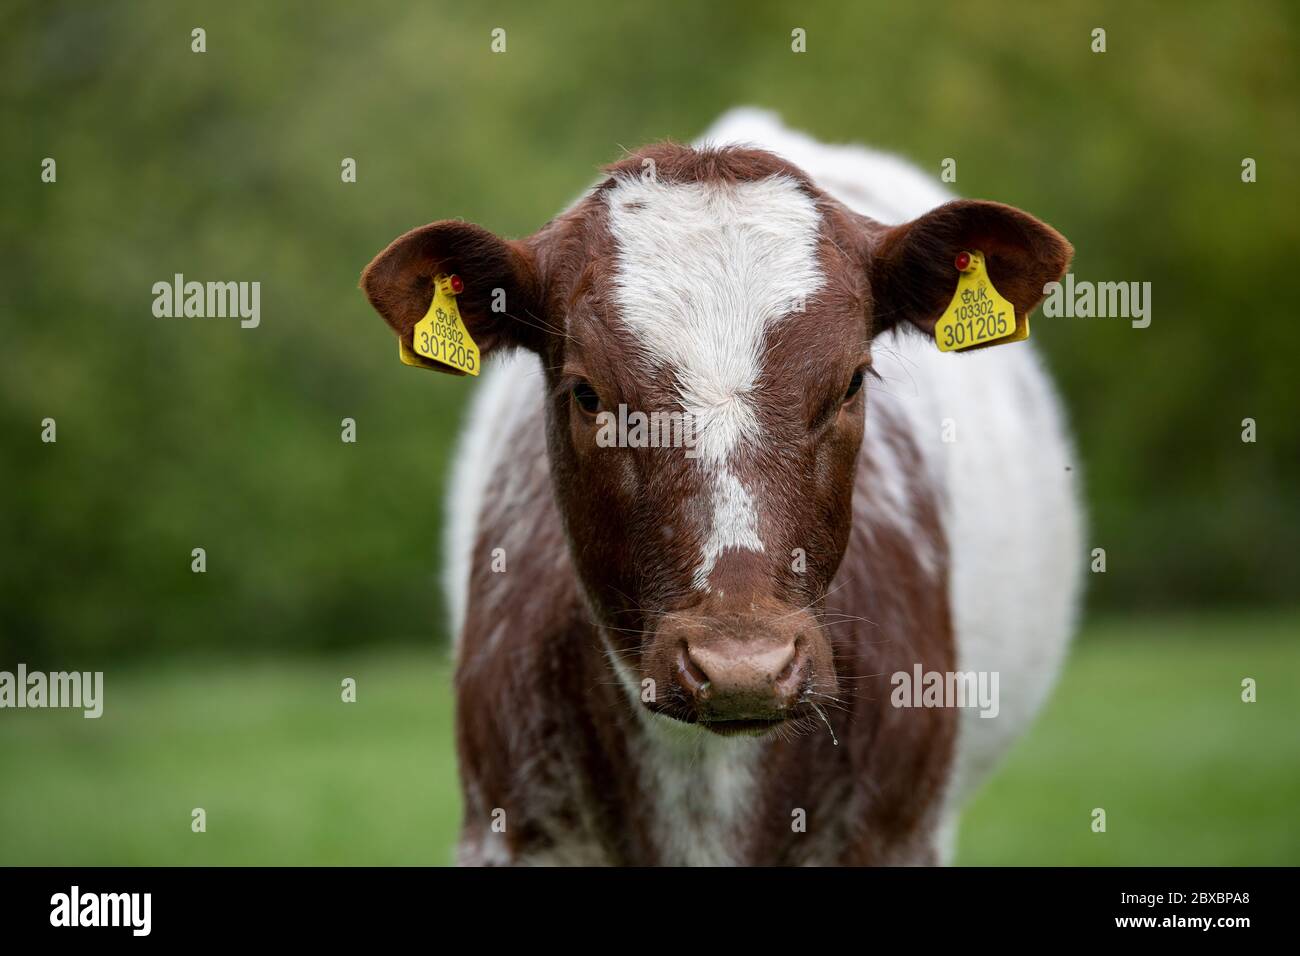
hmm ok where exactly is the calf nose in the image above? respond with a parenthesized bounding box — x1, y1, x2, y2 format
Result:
(675, 636, 807, 722)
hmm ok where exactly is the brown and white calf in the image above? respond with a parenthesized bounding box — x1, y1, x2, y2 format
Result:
(362, 109, 1082, 865)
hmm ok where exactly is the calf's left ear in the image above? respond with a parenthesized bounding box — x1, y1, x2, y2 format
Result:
(868, 199, 1072, 337)
(360, 220, 545, 370)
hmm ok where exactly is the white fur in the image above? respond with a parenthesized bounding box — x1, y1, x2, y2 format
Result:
(633, 723, 763, 866)
(605, 176, 825, 591)
(601, 637, 763, 864)
(693, 469, 766, 590)
(444, 349, 546, 644)
(603, 175, 825, 470)
(446, 108, 1082, 861)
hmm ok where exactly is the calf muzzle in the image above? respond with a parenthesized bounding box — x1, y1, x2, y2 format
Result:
(644, 601, 834, 734)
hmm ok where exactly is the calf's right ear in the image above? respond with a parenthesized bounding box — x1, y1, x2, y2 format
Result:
(360, 220, 545, 370)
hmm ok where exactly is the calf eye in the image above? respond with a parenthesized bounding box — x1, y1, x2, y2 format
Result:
(572, 381, 601, 415)
(843, 367, 866, 402)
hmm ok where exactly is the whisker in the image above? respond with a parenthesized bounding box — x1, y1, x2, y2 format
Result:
(808, 701, 839, 746)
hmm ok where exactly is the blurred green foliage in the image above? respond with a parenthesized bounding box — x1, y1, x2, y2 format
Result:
(3, 1, 1297, 661)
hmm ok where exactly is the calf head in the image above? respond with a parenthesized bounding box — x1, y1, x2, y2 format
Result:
(362, 145, 1071, 736)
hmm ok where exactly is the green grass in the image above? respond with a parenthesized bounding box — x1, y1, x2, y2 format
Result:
(958, 613, 1300, 865)
(1, 613, 1296, 865)
(0, 653, 461, 865)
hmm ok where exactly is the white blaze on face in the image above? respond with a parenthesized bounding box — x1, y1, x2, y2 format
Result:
(605, 174, 826, 590)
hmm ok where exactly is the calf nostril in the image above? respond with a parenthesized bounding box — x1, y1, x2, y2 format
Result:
(675, 642, 712, 701)
(773, 639, 807, 701)
(774, 638, 801, 684)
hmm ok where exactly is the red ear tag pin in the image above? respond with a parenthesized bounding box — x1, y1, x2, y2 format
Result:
(448, 274, 464, 295)
(954, 251, 972, 272)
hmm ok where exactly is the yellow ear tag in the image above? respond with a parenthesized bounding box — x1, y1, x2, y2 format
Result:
(934, 251, 1028, 352)
(399, 273, 480, 375)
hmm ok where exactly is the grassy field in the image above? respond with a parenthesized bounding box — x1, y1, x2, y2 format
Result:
(1, 612, 1296, 866)
(958, 613, 1300, 865)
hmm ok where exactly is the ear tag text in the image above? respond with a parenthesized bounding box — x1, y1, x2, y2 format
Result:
(400, 274, 480, 375)
(935, 251, 1027, 352)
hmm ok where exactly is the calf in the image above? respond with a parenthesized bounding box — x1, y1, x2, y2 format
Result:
(361, 109, 1082, 865)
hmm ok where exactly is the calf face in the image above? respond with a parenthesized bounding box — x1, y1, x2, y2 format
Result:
(362, 145, 1070, 736)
